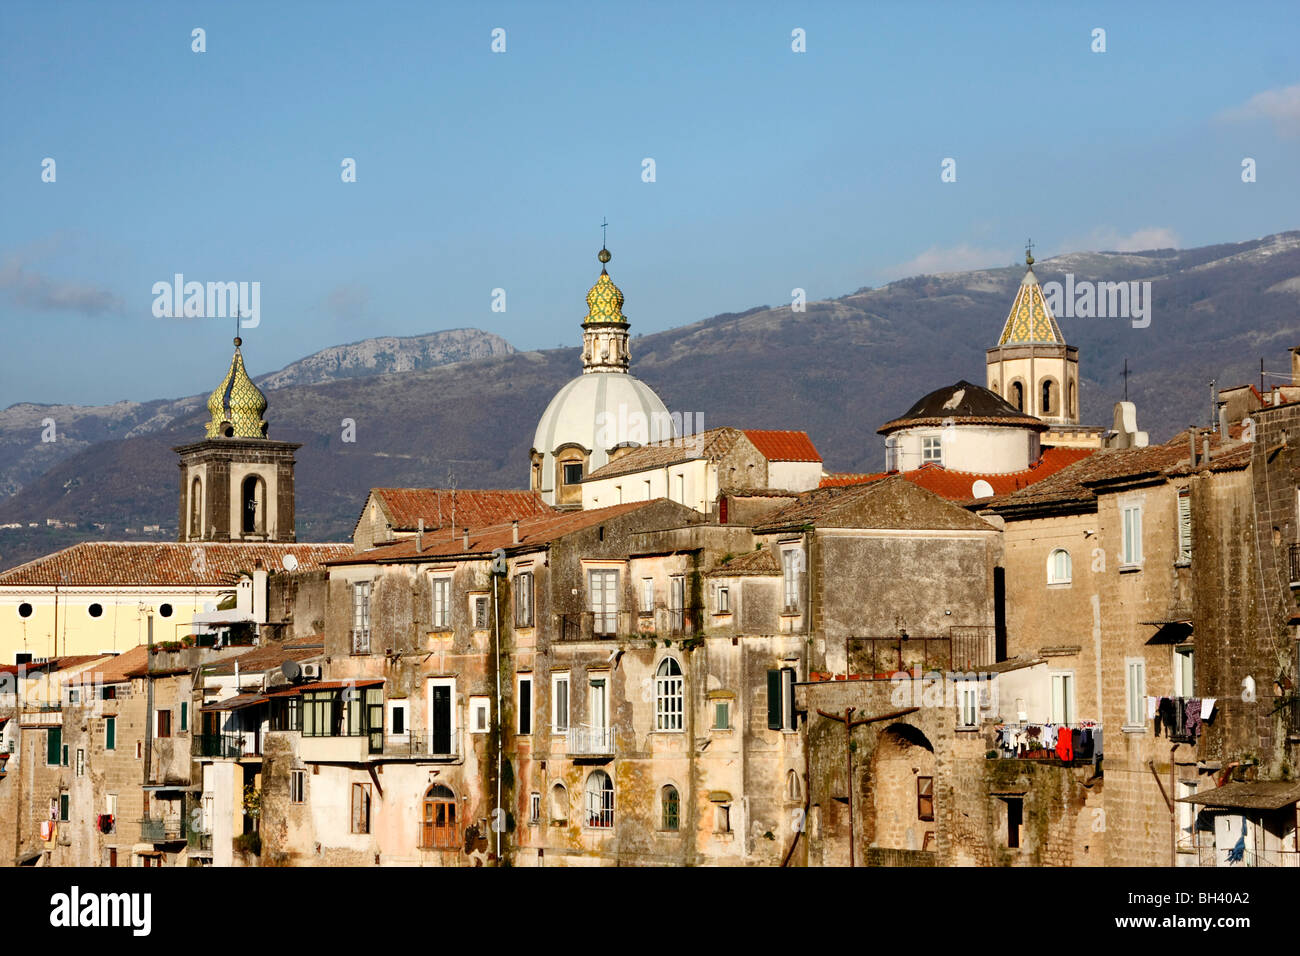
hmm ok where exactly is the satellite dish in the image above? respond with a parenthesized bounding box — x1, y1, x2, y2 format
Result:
(281, 659, 301, 682)
(971, 479, 995, 499)
(283, 554, 299, 572)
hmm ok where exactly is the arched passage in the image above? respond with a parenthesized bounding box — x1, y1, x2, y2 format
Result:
(870, 723, 936, 852)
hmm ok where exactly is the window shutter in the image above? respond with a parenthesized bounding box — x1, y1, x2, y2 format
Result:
(180, 702, 188, 732)
(1177, 491, 1192, 563)
(105, 718, 115, 750)
(47, 728, 61, 765)
(767, 670, 781, 729)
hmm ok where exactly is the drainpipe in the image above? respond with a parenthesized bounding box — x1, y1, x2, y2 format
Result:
(144, 610, 154, 788)
(492, 573, 502, 864)
(1170, 743, 1177, 867)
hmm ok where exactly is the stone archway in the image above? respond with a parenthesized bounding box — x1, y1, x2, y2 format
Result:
(870, 723, 936, 852)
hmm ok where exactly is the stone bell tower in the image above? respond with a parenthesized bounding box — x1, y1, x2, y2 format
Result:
(174, 336, 299, 542)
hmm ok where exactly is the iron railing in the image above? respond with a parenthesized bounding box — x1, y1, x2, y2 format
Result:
(566, 725, 615, 756)
(140, 816, 186, 842)
(193, 731, 260, 758)
(557, 611, 637, 641)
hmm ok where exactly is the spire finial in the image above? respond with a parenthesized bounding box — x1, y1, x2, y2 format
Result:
(599, 219, 611, 272)
(1025, 238, 1035, 267)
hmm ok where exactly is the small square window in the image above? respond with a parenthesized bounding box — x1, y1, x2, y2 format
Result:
(470, 697, 490, 733)
(563, 462, 583, 485)
(714, 804, 731, 833)
(922, 435, 943, 464)
(713, 700, 730, 730)
(473, 595, 489, 630)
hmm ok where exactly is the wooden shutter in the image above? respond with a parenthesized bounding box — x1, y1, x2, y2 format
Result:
(767, 670, 781, 729)
(47, 728, 61, 765)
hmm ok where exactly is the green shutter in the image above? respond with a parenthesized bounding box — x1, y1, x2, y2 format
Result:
(105, 717, 116, 751)
(47, 728, 61, 765)
(767, 670, 781, 729)
(60, 793, 69, 821)
(180, 702, 188, 731)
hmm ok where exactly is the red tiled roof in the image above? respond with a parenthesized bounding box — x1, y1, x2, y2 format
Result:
(0, 655, 113, 678)
(819, 446, 1095, 501)
(367, 489, 552, 533)
(742, 430, 822, 462)
(66, 646, 152, 685)
(334, 499, 688, 565)
(584, 428, 747, 481)
(0, 542, 354, 587)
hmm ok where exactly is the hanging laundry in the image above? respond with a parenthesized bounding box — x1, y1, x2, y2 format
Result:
(1184, 698, 1202, 740)
(1055, 728, 1074, 761)
(1200, 698, 1216, 720)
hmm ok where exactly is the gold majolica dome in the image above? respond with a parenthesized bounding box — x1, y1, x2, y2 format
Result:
(583, 248, 627, 325)
(205, 337, 269, 438)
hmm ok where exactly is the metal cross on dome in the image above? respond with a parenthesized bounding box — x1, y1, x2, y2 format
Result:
(601, 217, 608, 248)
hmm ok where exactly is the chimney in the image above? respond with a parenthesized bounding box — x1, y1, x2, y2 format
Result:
(462, 526, 469, 549)
(416, 518, 424, 553)
(1202, 434, 1211, 465)
(1218, 402, 1230, 438)
(1189, 428, 1197, 467)
(512, 520, 519, 545)
(1290, 346, 1300, 385)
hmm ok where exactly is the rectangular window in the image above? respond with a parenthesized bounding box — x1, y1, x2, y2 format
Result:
(352, 581, 372, 653)
(470, 696, 490, 733)
(290, 770, 306, 804)
(1177, 780, 1197, 851)
(1122, 502, 1143, 567)
(674, 473, 685, 504)
(958, 682, 980, 727)
(588, 569, 619, 636)
(62, 744, 69, 767)
(922, 435, 943, 464)
(428, 680, 455, 756)
(588, 677, 609, 732)
(1175, 647, 1194, 698)
(767, 668, 796, 731)
(517, 675, 532, 735)
(669, 575, 685, 631)
(514, 571, 534, 627)
(563, 462, 583, 485)
(155, 710, 171, 738)
(1176, 489, 1192, 564)
(105, 717, 116, 751)
(47, 728, 61, 766)
(1050, 672, 1075, 725)
(1126, 660, 1146, 728)
(529, 792, 541, 824)
(716, 585, 730, 614)
(917, 777, 935, 822)
(641, 578, 654, 613)
(180, 702, 188, 732)
(76, 748, 84, 777)
(714, 804, 731, 833)
(388, 700, 407, 737)
(431, 577, 451, 629)
(60, 793, 69, 822)
(473, 595, 489, 630)
(713, 700, 730, 730)
(552, 673, 570, 733)
(351, 782, 371, 834)
(1006, 798, 1022, 848)
(782, 549, 802, 611)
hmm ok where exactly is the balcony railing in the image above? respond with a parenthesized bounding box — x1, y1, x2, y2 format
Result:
(376, 734, 459, 760)
(557, 611, 637, 641)
(1290, 544, 1300, 588)
(419, 827, 461, 850)
(566, 725, 615, 757)
(193, 731, 261, 759)
(351, 628, 371, 655)
(993, 722, 1103, 762)
(140, 816, 186, 843)
(187, 829, 214, 852)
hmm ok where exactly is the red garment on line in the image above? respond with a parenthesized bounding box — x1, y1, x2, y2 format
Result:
(1055, 729, 1073, 761)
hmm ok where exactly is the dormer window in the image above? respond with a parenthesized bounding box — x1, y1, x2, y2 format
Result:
(563, 462, 583, 485)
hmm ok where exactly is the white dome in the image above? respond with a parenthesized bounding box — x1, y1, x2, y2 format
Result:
(532, 372, 672, 492)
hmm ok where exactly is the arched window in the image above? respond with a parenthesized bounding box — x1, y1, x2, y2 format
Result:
(655, 658, 683, 731)
(550, 783, 569, 825)
(1047, 548, 1072, 585)
(241, 475, 265, 534)
(189, 477, 202, 538)
(1069, 381, 1077, 417)
(585, 770, 614, 828)
(1010, 381, 1025, 412)
(787, 770, 802, 801)
(1041, 379, 1056, 416)
(421, 784, 457, 848)
(661, 785, 679, 831)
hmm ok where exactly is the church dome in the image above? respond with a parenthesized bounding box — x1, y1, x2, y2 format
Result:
(205, 337, 269, 438)
(583, 260, 627, 325)
(532, 371, 671, 468)
(878, 380, 1044, 435)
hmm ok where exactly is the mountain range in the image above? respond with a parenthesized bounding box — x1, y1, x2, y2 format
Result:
(3, 232, 1299, 570)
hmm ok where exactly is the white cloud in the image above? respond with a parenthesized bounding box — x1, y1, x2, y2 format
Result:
(1061, 227, 1181, 254)
(323, 283, 369, 320)
(0, 253, 123, 315)
(1221, 83, 1300, 138)
(884, 243, 1019, 279)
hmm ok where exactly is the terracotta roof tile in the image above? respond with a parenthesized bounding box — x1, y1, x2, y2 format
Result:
(367, 489, 551, 534)
(0, 543, 353, 587)
(706, 548, 782, 577)
(741, 430, 821, 462)
(584, 427, 747, 481)
(819, 446, 1095, 502)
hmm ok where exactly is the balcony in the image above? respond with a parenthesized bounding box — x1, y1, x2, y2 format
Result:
(993, 722, 1103, 762)
(193, 731, 261, 759)
(566, 725, 615, 758)
(140, 816, 186, 843)
(1290, 544, 1300, 588)
(557, 611, 637, 642)
(376, 734, 460, 761)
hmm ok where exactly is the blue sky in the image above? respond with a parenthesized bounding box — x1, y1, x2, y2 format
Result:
(1, 0, 1298, 406)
